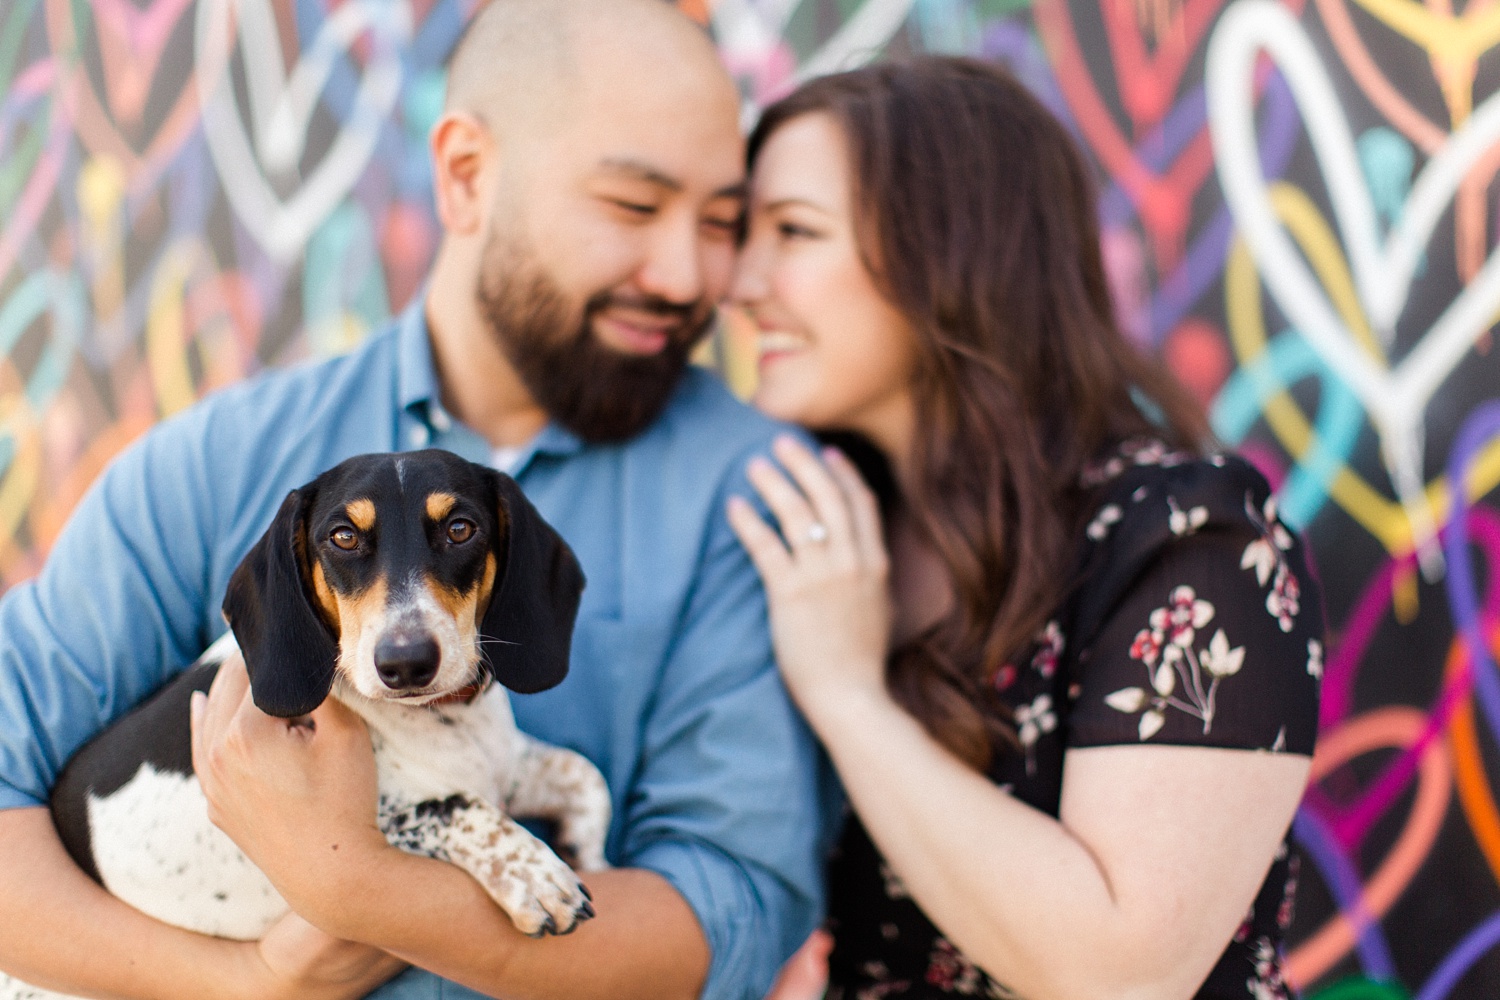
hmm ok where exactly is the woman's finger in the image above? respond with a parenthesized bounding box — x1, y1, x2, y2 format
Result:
(771, 435, 853, 544)
(822, 447, 887, 569)
(745, 456, 827, 554)
(726, 495, 794, 583)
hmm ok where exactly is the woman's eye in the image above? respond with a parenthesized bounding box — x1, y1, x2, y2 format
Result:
(777, 221, 818, 240)
(447, 519, 476, 544)
(330, 527, 359, 550)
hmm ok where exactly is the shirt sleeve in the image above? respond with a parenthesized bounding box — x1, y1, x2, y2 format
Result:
(615, 441, 840, 1000)
(1065, 460, 1323, 755)
(0, 407, 222, 808)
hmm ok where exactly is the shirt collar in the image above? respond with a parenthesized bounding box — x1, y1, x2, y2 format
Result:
(395, 296, 585, 462)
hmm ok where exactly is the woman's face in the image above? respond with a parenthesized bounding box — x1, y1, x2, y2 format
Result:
(731, 113, 918, 450)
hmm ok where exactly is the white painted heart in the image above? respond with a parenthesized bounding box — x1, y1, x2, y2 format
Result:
(194, 0, 410, 264)
(712, 0, 915, 124)
(1206, 0, 1500, 578)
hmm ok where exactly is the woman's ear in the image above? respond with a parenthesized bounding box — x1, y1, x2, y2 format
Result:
(478, 470, 585, 694)
(221, 489, 340, 718)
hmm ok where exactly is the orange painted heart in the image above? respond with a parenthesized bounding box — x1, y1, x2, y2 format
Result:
(1284, 707, 1451, 988)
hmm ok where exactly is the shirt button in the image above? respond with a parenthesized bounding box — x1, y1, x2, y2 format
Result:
(409, 425, 431, 447)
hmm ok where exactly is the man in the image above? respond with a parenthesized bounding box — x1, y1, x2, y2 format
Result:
(0, 2, 832, 997)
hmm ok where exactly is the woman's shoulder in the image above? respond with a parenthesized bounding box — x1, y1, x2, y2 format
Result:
(1076, 441, 1285, 576)
(1065, 440, 1321, 664)
(1055, 440, 1324, 754)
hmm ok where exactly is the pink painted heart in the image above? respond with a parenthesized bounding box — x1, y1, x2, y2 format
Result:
(44, 0, 201, 195)
(89, 0, 196, 129)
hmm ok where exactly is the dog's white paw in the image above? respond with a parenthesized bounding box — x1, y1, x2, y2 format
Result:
(438, 802, 595, 937)
(487, 839, 596, 937)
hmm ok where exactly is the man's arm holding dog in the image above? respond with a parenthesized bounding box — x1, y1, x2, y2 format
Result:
(192, 660, 709, 1000)
(0, 416, 401, 999)
(0, 808, 399, 1000)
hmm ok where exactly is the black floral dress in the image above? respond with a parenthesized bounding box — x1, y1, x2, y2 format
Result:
(824, 442, 1323, 1000)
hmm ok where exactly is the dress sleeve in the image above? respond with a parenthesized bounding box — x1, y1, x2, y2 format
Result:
(1064, 457, 1323, 755)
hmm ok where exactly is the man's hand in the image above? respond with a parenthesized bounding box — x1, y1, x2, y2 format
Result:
(190, 654, 386, 883)
(190, 654, 404, 991)
(252, 910, 407, 998)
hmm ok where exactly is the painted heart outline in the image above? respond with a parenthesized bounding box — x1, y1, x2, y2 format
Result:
(1206, 0, 1500, 578)
(711, 0, 915, 120)
(194, 0, 411, 264)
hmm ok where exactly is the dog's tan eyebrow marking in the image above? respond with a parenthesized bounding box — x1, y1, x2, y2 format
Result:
(347, 499, 376, 532)
(312, 561, 341, 631)
(426, 492, 458, 522)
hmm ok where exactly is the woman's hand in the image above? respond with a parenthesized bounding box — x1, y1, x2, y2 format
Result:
(241, 911, 407, 1000)
(190, 653, 403, 992)
(727, 435, 893, 709)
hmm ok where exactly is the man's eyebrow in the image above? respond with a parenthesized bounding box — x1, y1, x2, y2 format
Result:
(596, 158, 684, 191)
(595, 159, 747, 202)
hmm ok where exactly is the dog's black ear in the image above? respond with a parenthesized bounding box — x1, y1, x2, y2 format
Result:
(222, 489, 339, 718)
(479, 471, 585, 694)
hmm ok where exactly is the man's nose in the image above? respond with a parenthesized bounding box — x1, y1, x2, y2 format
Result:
(636, 217, 706, 306)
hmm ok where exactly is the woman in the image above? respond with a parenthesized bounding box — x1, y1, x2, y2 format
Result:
(726, 58, 1321, 1000)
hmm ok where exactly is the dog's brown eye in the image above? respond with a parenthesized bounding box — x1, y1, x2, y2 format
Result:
(447, 519, 475, 544)
(330, 526, 359, 550)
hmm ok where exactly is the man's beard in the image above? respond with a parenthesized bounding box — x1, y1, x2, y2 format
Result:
(475, 229, 713, 443)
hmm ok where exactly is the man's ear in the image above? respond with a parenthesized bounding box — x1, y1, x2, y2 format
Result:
(222, 489, 339, 718)
(479, 470, 585, 694)
(430, 111, 494, 236)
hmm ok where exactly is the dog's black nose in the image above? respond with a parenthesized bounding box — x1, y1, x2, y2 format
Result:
(374, 635, 441, 690)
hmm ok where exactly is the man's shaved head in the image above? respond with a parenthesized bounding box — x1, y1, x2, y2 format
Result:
(445, 0, 736, 139)
(427, 0, 746, 444)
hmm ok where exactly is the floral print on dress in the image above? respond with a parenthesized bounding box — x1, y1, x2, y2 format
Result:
(1086, 503, 1122, 540)
(1240, 494, 1301, 633)
(1015, 693, 1057, 774)
(1106, 586, 1245, 740)
(1167, 495, 1209, 536)
(1032, 621, 1064, 678)
(1306, 639, 1323, 680)
(1245, 937, 1291, 1000)
(854, 963, 911, 1000)
(924, 940, 1019, 998)
(1080, 438, 1197, 487)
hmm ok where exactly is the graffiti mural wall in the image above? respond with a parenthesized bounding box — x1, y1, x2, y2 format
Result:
(1, 0, 1498, 993)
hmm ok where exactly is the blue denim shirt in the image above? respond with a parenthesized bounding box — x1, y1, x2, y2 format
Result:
(0, 302, 834, 1000)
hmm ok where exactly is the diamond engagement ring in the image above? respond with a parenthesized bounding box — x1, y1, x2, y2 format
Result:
(805, 522, 830, 544)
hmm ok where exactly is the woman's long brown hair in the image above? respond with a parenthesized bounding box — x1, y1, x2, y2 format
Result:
(748, 57, 1210, 770)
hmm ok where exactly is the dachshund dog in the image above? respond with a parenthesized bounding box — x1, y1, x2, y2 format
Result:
(2, 450, 609, 1000)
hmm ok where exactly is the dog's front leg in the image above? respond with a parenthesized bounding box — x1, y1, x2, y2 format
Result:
(504, 736, 612, 873)
(383, 794, 595, 937)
